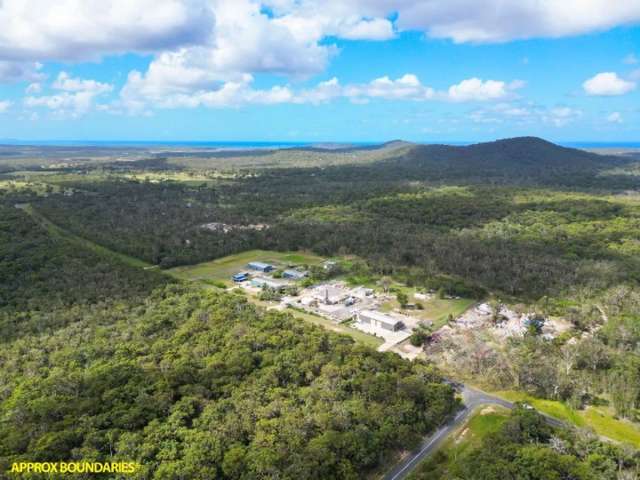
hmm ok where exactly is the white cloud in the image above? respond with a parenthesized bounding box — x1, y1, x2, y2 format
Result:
(52, 72, 112, 94)
(0, 0, 636, 66)
(606, 111, 623, 123)
(25, 72, 113, 117)
(344, 74, 435, 101)
(0, 1, 637, 92)
(118, 72, 295, 112)
(446, 78, 523, 102)
(336, 18, 395, 40)
(0, 0, 213, 62)
(0, 100, 12, 112)
(265, 1, 640, 44)
(583, 72, 636, 96)
(118, 70, 522, 112)
(391, 1, 640, 43)
(624, 53, 638, 65)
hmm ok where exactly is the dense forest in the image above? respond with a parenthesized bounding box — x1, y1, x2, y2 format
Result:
(0, 205, 168, 310)
(28, 140, 640, 299)
(0, 284, 457, 479)
(2, 137, 640, 478)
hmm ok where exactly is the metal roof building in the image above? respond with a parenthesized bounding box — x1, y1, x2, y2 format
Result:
(232, 272, 249, 282)
(250, 276, 287, 291)
(357, 310, 405, 332)
(247, 261, 274, 272)
(283, 269, 308, 280)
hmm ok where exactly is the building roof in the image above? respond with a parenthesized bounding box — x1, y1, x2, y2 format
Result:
(283, 269, 307, 278)
(251, 276, 288, 289)
(247, 261, 273, 269)
(358, 310, 404, 327)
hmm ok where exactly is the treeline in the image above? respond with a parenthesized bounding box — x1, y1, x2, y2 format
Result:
(0, 285, 458, 479)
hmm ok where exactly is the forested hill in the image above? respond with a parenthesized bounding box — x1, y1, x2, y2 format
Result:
(360, 137, 631, 188)
(407, 137, 623, 169)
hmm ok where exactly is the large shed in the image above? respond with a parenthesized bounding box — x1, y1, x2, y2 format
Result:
(247, 261, 274, 272)
(357, 310, 405, 332)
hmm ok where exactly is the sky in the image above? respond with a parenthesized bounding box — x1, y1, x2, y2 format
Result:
(0, 1, 639, 143)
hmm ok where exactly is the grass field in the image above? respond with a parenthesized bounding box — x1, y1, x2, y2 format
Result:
(420, 297, 476, 328)
(494, 390, 640, 447)
(408, 406, 510, 480)
(380, 285, 475, 329)
(167, 249, 325, 285)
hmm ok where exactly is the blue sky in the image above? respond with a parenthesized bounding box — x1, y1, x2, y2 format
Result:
(0, 1, 639, 143)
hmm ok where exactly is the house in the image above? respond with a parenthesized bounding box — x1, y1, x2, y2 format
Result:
(250, 276, 287, 291)
(232, 272, 249, 282)
(247, 261, 274, 272)
(283, 269, 308, 280)
(357, 310, 405, 332)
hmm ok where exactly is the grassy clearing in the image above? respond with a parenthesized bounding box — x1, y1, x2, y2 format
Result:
(118, 171, 236, 185)
(420, 297, 476, 328)
(493, 390, 640, 447)
(20, 204, 153, 270)
(407, 406, 510, 480)
(582, 406, 640, 446)
(0, 179, 61, 195)
(167, 249, 325, 285)
(380, 286, 475, 329)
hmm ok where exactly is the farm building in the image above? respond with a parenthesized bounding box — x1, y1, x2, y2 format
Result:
(232, 272, 249, 282)
(283, 269, 308, 280)
(247, 261, 274, 272)
(250, 277, 288, 291)
(357, 310, 405, 332)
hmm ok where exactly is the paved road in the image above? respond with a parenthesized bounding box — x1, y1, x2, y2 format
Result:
(383, 385, 565, 480)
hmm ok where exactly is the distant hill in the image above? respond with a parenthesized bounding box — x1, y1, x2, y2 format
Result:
(292, 136, 638, 188)
(388, 136, 631, 183)
(402, 136, 626, 169)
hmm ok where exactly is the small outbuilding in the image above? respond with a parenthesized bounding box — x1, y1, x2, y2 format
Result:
(232, 272, 249, 282)
(283, 269, 308, 280)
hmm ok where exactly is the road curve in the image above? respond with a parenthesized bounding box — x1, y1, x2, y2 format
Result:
(383, 385, 565, 480)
